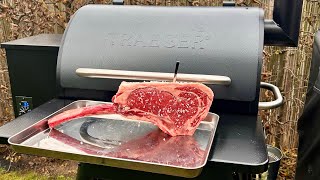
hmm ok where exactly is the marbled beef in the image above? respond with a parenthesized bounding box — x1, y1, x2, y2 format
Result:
(48, 82, 214, 136)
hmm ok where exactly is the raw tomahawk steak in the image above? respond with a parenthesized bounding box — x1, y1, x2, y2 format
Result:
(48, 82, 214, 136)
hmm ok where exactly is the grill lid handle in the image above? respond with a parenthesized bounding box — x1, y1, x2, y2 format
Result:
(76, 68, 231, 85)
(259, 82, 283, 110)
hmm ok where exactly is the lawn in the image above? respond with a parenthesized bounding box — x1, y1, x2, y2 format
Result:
(0, 145, 77, 179)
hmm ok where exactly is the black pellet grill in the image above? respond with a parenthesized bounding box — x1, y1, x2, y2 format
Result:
(5, 5, 285, 180)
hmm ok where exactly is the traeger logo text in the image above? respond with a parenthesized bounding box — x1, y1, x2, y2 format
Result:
(105, 33, 211, 50)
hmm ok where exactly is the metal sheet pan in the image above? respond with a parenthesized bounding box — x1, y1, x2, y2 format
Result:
(8, 100, 219, 178)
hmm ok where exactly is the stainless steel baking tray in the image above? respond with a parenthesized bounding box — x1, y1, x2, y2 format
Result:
(8, 100, 219, 178)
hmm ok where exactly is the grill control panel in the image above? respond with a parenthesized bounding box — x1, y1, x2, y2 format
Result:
(15, 96, 33, 116)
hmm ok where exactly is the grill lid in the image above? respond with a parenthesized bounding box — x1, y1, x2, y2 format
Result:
(57, 5, 264, 102)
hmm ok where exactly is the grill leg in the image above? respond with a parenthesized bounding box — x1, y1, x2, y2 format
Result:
(76, 162, 236, 180)
(76, 163, 94, 180)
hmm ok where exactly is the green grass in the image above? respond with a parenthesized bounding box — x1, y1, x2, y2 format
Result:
(0, 168, 74, 180)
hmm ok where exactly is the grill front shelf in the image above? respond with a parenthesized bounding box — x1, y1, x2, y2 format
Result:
(0, 98, 268, 178)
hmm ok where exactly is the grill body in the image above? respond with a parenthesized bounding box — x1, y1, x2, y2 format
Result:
(0, 5, 270, 179)
(57, 5, 264, 114)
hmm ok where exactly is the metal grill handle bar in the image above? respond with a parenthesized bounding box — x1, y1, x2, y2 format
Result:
(76, 68, 231, 85)
(259, 82, 283, 110)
